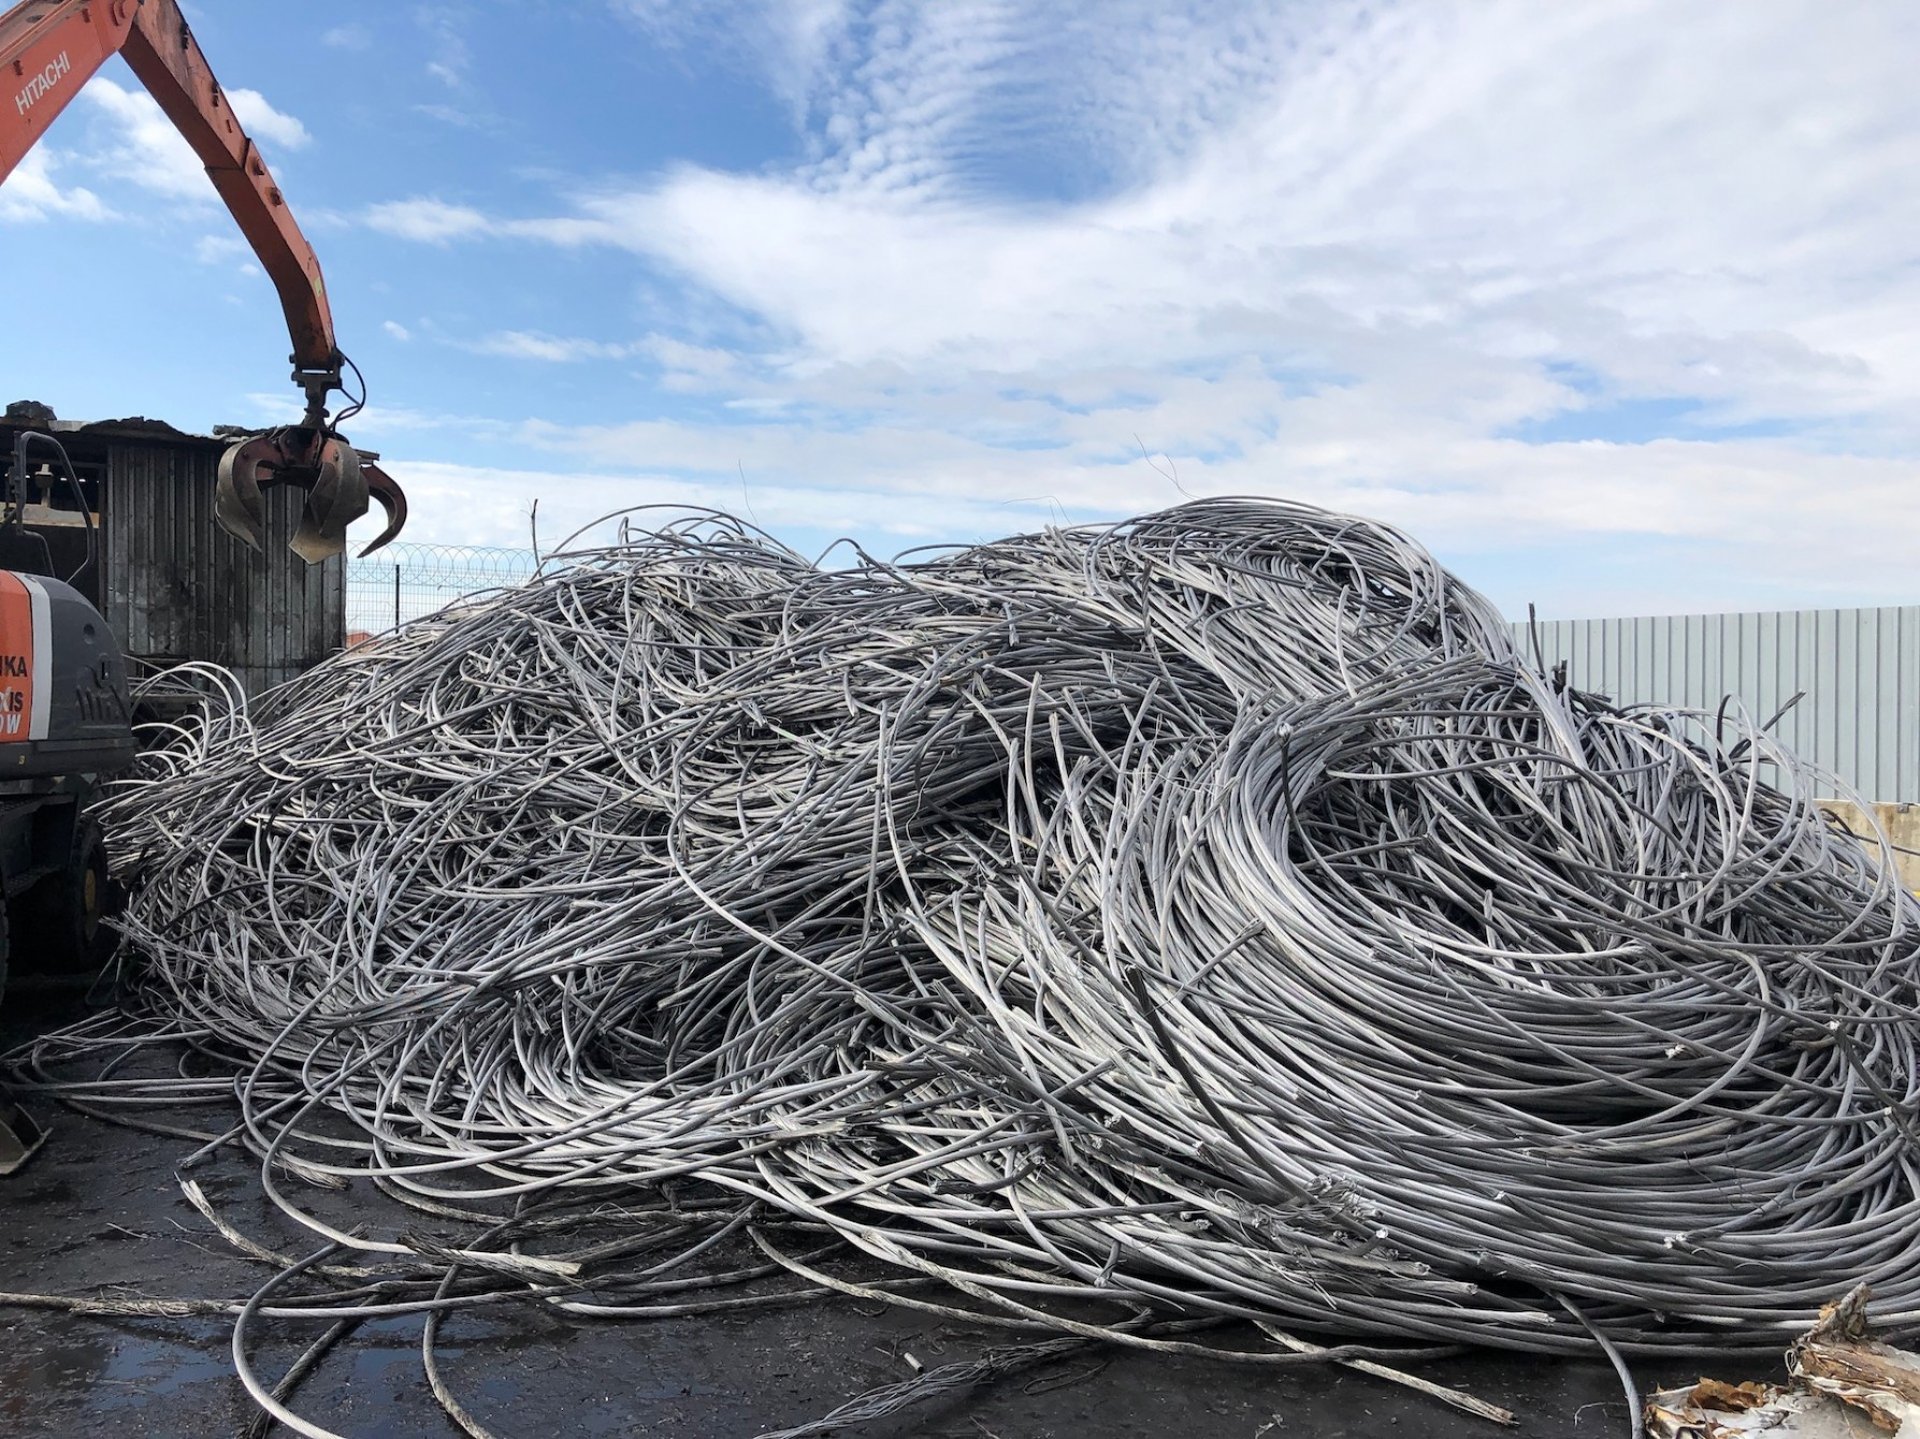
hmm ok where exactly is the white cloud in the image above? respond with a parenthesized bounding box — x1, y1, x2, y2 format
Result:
(236, 392, 513, 437)
(79, 79, 208, 198)
(363, 198, 494, 243)
(467, 331, 638, 363)
(81, 80, 309, 201)
(322, 23, 373, 51)
(227, 90, 311, 151)
(381, 407, 1920, 615)
(363, 457, 1043, 553)
(612, 0, 852, 121)
(417, 6, 473, 89)
(350, 403, 1920, 611)
(383, 321, 413, 342)
(374, 1, 1920, 613)
(194, 234, 248, 264)
(360, 195, 615, 247)
(0, 147, 112, 223)
(413, 103, 489, 131)
(393, 2, 1920, 405)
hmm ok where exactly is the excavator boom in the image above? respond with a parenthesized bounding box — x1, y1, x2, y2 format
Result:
(0, 0, 405, 558)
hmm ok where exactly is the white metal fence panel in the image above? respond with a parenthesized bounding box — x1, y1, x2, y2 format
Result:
(1516, 606, 1920, 803)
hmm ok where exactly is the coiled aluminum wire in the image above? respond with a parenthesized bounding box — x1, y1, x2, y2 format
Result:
(14, 498, 1920, 1434)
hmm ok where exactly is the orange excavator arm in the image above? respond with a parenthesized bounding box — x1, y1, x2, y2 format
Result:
(0, 0, 406, 558)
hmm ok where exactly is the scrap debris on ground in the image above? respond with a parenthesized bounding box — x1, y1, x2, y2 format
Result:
(7, 499, 1920, 1437)
(1651, 1286, 1920, 1437)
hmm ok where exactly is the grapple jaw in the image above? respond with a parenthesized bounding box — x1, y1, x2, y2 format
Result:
(215, 428, 408, 562)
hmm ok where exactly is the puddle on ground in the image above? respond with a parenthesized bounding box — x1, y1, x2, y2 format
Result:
(0, 1327, 232, 1432)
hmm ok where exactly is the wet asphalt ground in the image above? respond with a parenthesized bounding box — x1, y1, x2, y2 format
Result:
(0, 982, 1775, 1439)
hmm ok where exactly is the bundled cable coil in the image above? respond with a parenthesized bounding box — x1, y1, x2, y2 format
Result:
(17, 499, 1920, 1427)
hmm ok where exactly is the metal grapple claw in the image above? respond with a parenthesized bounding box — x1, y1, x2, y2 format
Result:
(359, 461, 410, 557)
(216, 428, 402, 564)
(288, 437, 366, 564)
(215, 433, 275, 553)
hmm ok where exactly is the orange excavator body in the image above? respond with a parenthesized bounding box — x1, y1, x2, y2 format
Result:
(0, 0, 406, 558)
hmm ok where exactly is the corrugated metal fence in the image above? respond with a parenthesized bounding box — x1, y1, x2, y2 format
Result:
(1516, 606, 1920, 804)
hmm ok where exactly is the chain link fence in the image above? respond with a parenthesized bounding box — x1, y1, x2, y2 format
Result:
(346, 543, 539, 642)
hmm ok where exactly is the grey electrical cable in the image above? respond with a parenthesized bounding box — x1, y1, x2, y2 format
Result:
(8, 497, 1919, 1438)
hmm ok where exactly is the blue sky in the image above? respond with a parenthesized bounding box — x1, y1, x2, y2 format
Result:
(3, 0, 1916, 618)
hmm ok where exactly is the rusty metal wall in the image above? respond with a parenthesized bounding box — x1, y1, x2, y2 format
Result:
(1518, 605, 1920, 804)
(102, 440, 345, 695)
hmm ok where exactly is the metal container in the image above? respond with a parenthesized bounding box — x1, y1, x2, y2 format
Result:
(1, 404, 344, 695)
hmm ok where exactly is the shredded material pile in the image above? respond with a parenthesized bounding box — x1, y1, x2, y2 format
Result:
(18, 499, 1920, 1430)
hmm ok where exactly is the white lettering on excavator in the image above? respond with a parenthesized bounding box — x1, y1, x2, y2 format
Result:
(14, 51, 71, 117)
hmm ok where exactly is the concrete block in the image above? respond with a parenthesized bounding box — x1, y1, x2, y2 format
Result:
(1818, 799, 1920, 896)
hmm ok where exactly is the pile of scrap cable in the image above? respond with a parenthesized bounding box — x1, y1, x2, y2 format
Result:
(15, 497, 1920, 1430)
